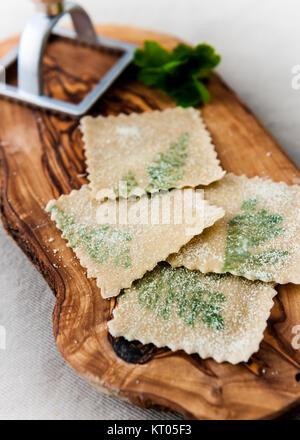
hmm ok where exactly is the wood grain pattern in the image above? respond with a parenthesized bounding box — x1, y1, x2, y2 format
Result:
(0, 25, 300, 420)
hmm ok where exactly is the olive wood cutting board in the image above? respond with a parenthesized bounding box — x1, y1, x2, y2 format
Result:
(0, 25, 300, 420)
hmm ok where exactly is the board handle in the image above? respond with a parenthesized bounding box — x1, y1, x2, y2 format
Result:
(32, 0, 65, 16)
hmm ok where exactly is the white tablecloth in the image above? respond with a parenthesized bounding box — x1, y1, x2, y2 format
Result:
(0, 0, 299, 420)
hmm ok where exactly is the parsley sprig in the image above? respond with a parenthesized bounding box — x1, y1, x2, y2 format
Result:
(133, 40, 221, 107)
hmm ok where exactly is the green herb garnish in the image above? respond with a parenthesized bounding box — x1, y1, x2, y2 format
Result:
(133, 40, 221, 107)
(223, 198, 288, 278)
(147, 132, 189, 191)
(50, 206, 132, 268)
(136, 265, 226, 331)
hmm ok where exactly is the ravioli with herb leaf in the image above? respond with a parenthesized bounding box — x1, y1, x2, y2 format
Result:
(81, 107, 224, 200)
(108, 264, 276, 364)
(168, 174, 300, 283)
(46, 185, 224, 298)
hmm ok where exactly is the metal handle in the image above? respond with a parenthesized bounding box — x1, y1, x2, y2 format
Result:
(18, 1, 98, 95)
(32, 0, 65, 16)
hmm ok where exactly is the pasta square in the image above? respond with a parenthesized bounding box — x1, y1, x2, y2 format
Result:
(46, 186, 224, 298)
(81, 107, 225, 199)
(168, 174, 300, 283)
(108, 265, 276, 364)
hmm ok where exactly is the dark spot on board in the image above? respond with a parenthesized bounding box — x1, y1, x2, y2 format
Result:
(108, 334, 168, 364)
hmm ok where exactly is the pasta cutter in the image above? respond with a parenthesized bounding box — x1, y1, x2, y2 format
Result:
(0, 0, 136, 118)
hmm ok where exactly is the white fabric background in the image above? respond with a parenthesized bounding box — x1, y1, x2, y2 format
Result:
(0, 0, 299, 420)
